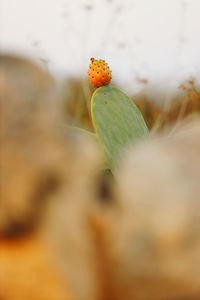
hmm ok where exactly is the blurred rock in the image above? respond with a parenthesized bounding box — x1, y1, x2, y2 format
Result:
(111, 120, 200, 299)
(0, 55, 102, 300)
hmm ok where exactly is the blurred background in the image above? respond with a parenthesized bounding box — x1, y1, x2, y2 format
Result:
(1, 0, 200, 94)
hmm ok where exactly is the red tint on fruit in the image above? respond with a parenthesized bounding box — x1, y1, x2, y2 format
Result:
(88, 58, 112, 88)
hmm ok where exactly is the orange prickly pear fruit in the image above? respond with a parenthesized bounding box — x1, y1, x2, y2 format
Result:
(88, 58, 112, 88)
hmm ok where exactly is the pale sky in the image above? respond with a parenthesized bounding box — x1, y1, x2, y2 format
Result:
(1, 0, 200, 97)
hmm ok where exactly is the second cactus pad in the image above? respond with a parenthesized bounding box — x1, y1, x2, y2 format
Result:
(91, 85, 149, 173)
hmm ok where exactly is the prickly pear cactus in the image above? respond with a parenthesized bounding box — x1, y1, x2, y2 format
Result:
(91, 85, 149, 173)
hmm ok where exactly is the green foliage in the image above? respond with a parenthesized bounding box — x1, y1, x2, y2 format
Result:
(91, 85, 149, 173)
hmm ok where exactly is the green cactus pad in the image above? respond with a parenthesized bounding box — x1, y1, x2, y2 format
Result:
(91, 85, 149, 173)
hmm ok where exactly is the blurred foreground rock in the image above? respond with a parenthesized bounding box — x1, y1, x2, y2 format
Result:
(1, 55, 200, 300)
